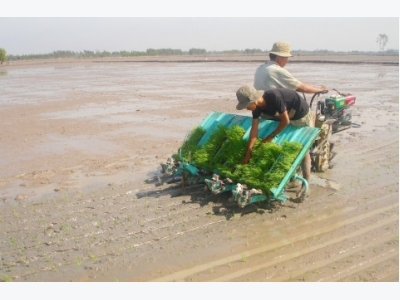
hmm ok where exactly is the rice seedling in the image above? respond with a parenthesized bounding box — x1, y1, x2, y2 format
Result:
(192, 125, 228, 170)
(50, 262, 59, 272)
(60, 224, 71, 235)
(88, 253, 98, 263)
(9, 237, 17, 247)
(44, 254, 52, 263)
(172, 123, 304, 195)
(172, 126, 206, 162)
(0, 274, 13, 282)
(300, 273, 307, 281)
(64, 193, 71, 202)
(75, 257, 83, 266)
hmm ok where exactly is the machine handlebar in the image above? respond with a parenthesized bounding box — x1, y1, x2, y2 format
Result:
(309, 90, 329, 109)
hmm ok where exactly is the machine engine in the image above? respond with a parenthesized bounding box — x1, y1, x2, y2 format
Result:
(316, 91, 356, 133)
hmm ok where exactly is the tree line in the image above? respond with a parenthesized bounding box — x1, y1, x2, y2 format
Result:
(1, 47, 398, 64)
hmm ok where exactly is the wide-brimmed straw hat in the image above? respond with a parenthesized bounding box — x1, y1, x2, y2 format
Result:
(269, 41, 293, 57)
(236, 84, 264, 110)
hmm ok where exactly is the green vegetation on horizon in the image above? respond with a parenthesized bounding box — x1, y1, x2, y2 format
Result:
(1, 34, 397, 62)
(0, 48, 6, 64)
(1, 47, 398, 62)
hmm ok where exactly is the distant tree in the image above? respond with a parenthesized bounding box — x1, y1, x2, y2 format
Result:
(146, 48, 182, 56)
(189, 48, 206, 55)
(83, 50, 95, 57)
(244, 48, 263, 54)
(0, 48, 7, 64)
(376, 34, 389, 51)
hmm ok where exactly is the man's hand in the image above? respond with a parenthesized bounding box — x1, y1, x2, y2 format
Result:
(241, 151, 252, 164)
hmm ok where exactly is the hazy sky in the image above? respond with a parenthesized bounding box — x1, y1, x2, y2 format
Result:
(1, 4, 399, 55)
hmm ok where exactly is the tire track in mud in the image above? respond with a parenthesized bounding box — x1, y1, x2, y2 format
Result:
(151, 199, 398, 281)
(226, 208, 398, 282)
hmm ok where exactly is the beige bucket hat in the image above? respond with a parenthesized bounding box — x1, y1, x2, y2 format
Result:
(269, 41, 293, 57)
(236, 84, 264, 110)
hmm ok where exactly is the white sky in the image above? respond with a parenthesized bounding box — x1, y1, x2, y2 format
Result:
(1, 2, 399, 55)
